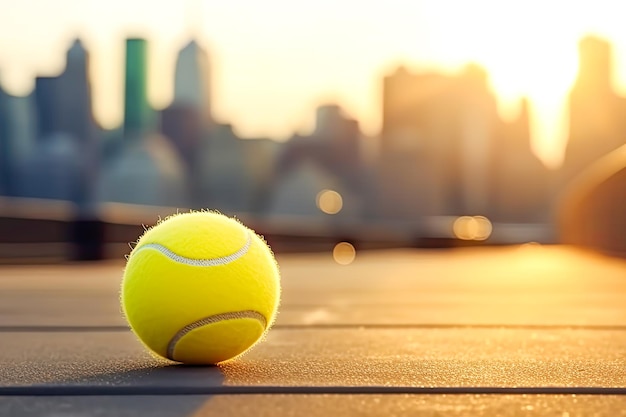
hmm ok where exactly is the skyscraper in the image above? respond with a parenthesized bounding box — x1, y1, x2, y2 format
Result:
(0, 83, 36, 197)
(34, 39, 94, 142)
(97, 38, 188, 207)
(124, 38, 154, 139)
(172, 40, 212, 121)
(18, 39, 95, 203)
(161, 40, 214, 206)
(489, 99, 552, 223)
(563, 36, 626, 187)
(379, 64, 500, 223)
(60, 40, 94, 143)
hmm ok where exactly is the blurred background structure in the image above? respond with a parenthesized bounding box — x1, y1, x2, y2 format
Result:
(0, 1, 625, 261)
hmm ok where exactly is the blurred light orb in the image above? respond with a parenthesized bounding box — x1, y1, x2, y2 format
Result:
(316, 189, 343, 214)
(333, 242, 356, 265)
(453, 216, 475, 240)
(453, 216, 492, 241)
(472, 216, 492, 241)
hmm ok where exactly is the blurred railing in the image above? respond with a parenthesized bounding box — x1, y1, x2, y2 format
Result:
(558, 144, 626, 258)
(0, 196, 558, 263)
(0, 198, 417, 263)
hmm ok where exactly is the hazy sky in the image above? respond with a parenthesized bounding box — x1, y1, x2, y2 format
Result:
(1, 0, 626, 167)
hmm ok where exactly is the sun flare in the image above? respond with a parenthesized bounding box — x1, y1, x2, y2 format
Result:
(420, 1, 588, 167)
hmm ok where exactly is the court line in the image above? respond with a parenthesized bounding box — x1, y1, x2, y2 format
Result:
(1, 385, 625, 396)
(1, 323, 626, 332)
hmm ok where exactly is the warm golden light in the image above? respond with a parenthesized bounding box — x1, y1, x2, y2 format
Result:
(456, 3, 581, 167)
(1, 1, 625, 163)
(472, 216, 493, 241)
(316, 189, 343, 215)
(453, 216, 492, 241)
(453, 216, 474, 240)
(332, 242, 356, 265)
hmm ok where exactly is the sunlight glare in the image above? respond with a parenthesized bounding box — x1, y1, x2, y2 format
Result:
(445, 1, 582, 167)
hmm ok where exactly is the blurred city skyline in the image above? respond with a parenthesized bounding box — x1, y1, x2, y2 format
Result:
(2, 0, 626, 168)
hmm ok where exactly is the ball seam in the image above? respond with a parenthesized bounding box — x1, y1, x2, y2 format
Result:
(133, 231, 252, 266)
(167, 310, 268, 361)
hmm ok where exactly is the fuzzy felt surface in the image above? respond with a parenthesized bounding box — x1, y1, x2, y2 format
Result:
(121, 211, 281, 364)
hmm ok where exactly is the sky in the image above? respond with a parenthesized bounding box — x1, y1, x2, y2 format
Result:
(1, 0, 626, 167)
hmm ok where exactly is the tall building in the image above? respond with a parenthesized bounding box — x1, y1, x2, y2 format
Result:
(172, 40, 212, 121)
(456, 65, 500, 217)
(14, 39, 94, 203)
(33, 39, 94, 142)
(0, 85, 36, 197)
(489, 99, 552, 223)
(124, 38, 154, 139)
(379, 65, 500, 223)
(97, 38, 187, 207)
(161, 40, 213, 205)
(563, 36, 626, 187)
(60, 40, 94, 143)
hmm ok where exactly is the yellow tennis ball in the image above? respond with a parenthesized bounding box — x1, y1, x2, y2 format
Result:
(121, 211, 280, 365)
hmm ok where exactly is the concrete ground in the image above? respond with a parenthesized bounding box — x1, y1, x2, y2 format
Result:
(1, 245, 625, 416)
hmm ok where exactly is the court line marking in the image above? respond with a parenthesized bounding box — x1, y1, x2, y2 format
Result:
(1, 385, 625, 396)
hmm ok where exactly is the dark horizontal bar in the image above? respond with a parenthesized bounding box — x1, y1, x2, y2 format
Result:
(1, 323, 626, 333)
(274, 323, 626, 331)
(1, 385, 625, 397)
(0, 326, 129, 332)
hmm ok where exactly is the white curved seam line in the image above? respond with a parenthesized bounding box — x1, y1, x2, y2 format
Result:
(167, 310, 267, 361)
(135, 232, 251, 266)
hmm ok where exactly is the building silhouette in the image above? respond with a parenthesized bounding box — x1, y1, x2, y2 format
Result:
(14, 39, 94, 203)
(489, 99, 552, 223)
(123, 39, 153, 139)
(563, 36, 626, 187)
(0, 86, 37, 198)
(30, 40, 94, 144)
(2, 31, 621, 245)
(97, 38, 187, 207)
(268, 105, 367, 219)
(379, 65, 501, 224)
(172, 40, 213, 123)
(161, 40, 214, 206)
(379, 63, 555, 230)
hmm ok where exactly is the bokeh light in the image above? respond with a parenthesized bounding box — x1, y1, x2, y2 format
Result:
(473, 216, 493, 241)
(453, 216, 475, 240)
(316, 189, 343, 215)
(332, 242, 356, 265)
(453, 216, 493, 241)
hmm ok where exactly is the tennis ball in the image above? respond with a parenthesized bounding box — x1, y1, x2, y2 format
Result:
(121, 211, 280, 365)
